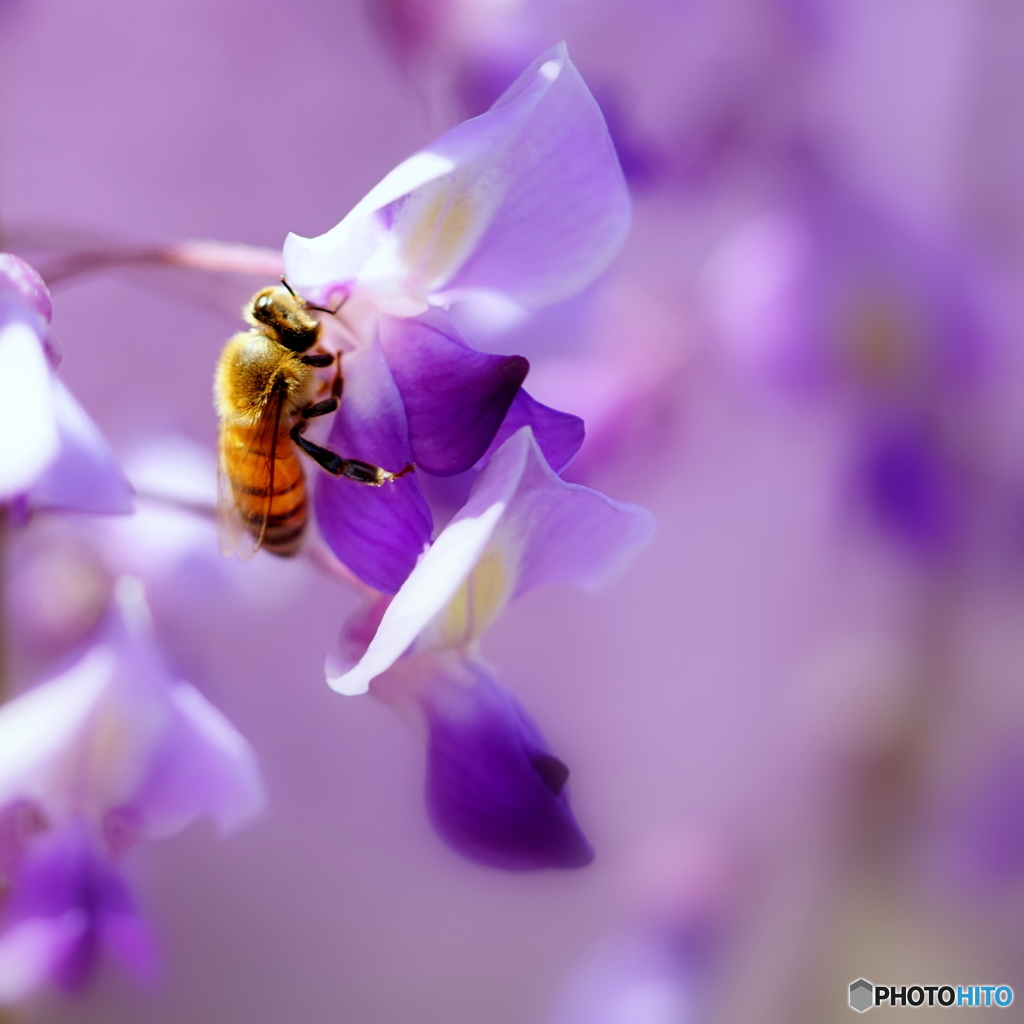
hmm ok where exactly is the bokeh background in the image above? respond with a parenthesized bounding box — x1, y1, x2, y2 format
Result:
(3, 0, 1024, 1020)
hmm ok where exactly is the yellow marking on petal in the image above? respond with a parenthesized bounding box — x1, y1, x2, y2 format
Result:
(401, 186, 479, 292)
(436, 548, 510, 649)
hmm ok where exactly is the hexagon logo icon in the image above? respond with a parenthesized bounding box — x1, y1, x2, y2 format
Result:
(849, 978, 874, 1013)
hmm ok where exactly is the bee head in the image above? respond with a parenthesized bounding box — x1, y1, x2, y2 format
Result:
(248, 286, 320, 352)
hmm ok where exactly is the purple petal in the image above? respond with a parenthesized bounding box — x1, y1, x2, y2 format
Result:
(481, 389, 584, 474)
(331, 427, 654, 695)
(487, 428, 657, 600)
(436, 45, 631, 309)
(315, 337, 433, 594)
(0, 822, 157, 998)
(128, 682, 265, 839)
(29, 378, 134, 514)
(422, 662, 593, 871)
(379, 309, 528, 476)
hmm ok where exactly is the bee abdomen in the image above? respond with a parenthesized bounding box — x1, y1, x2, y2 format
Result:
(223, 424, 308, 557)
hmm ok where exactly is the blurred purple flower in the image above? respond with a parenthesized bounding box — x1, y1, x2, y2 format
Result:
(0, 577, 264, 998)
(547, 830, 737, 1024)
(703, 170, 987, 557)
(853, 412, 964, 560)
(0, 821, 157, 1000)
(329, 427, 654, 868)
(703, 178, 986, 401)
(0, 254, 132, 516)
(282, 45, 626, 591)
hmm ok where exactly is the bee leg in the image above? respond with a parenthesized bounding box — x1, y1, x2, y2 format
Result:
(302, 398, 338, 419)
(290, 422, 414, 485)
(300, 352, 334, 368)
(331, 355, 343, 400)
(302, 350, 344, 401)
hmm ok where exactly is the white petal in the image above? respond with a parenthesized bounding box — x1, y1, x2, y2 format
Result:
(326, 474, 516, 696)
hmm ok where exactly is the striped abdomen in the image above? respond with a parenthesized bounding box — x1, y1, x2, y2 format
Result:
(222, 420, 307, 556)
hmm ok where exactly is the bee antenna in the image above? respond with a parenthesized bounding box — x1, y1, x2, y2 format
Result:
(307, 295, 349, 318)
(280, 275, 348, 318)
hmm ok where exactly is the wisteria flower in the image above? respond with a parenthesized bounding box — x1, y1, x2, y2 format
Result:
(0, 254, 132, 516)
(331, 427, 654, 868)
(279, 44, 629, 592)
(702, 168, 988, 558)
(0, 577, 264, 999)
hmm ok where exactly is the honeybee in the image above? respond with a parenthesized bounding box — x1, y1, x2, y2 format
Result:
(214, 282, 413, 558)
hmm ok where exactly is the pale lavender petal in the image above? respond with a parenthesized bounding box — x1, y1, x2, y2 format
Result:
(29, 378, 134, 514)
(485, 427, 657, 599)
(128, 682, 265, 839)
(436, 44, 631, 309)
(315, 337, 433, 594)
(0, 315, 58, 500)
(422, 662, 592, 871)
(481, 389, 584, 474)
(0, 644, 116, 821)
(379, 309, 528, 475)
(285, 45, 629, 313)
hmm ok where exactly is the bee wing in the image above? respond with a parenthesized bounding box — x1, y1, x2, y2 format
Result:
(217, 386, 286, 560)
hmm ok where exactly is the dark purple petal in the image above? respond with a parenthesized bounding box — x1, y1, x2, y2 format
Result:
(0, 821, 158, 996)
(422, 663, 593, 871)
(379, 310, 528, 476)
(315, 337, 433, 594)
(855, 413, 961, 560)
(481, 389, 584, 474)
